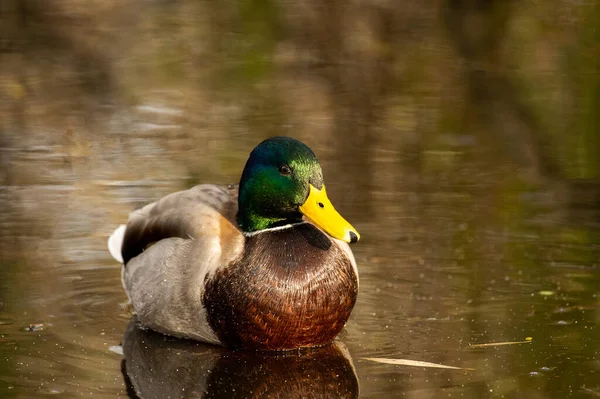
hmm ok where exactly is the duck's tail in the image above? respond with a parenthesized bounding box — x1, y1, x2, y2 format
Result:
(108, 224, 127, 264)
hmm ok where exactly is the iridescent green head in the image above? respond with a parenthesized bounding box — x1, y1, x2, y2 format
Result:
(237, 137, 360, 243)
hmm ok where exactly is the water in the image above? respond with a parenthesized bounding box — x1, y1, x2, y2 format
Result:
(1, 1, 599, 398)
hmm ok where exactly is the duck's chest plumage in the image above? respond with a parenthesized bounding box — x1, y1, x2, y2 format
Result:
(203, 223, 358, 350)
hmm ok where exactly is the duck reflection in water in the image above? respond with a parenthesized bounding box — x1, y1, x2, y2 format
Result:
(121, 317, 359, 399)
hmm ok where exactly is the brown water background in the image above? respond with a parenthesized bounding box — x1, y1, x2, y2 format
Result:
(1, 1, 599, 397)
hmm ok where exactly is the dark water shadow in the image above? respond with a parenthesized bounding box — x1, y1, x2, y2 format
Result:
(121, 317, 359, 399)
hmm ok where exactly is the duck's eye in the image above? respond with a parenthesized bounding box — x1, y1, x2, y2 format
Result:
(278, 165, 292, 176)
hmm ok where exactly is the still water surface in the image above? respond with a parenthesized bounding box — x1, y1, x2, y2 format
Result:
(1, 126, 597, 398)
(1, 1, 599, 398)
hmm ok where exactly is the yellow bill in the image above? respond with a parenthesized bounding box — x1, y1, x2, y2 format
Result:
(299, 184, 360, 243)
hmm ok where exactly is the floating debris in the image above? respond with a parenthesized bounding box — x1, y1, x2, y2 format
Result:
(109, 345, 124, 356)
(24, 323, 46, 332)
(580, 387, 600, 397)
(469, 337, 532, 348)
(554, 320, 573, 325)
(361, 357, 474, 370)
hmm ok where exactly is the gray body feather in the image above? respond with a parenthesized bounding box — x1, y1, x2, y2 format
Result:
(118, 184, 243, 344)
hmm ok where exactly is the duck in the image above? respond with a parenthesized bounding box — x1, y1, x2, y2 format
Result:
(108, 136, 360, 351)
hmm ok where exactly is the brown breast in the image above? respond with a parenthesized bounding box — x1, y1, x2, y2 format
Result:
(203, 223, 358, 350)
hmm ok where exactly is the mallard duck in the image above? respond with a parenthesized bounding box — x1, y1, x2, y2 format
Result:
(108, 136, 360, 350)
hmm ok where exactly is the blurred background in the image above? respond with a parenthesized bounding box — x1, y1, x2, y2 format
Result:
(0, 0, 599, 398)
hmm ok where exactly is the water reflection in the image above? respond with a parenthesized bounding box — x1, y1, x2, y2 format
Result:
(122, 318, 359, 399)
